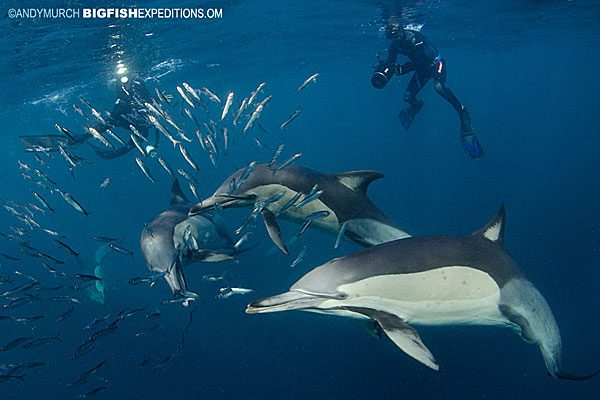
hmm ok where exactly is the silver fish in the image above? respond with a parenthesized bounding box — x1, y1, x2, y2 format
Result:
(135, 157, 155, 183)
(177, 86, 196, 108)
(130, 134, 147, 156)
(243, 104, 263, 134)
(157, 156, 173, 176)
(290, 246, 307, 268)
(334, 221, 348, 249)
(305, 210, 330, 221)
(182, 82, 203, 103)
(222, 127, 229, 153)
(297, 72, 319, 92)
(148, 115, 179, 147)
(86, 127, 113, 149)
(233, 98, 248, 125)
(273, 153, 302, 173)
(294, 190, 323, 209)
(104, 129, 126, 146)
(178, 144, 199, 171)
(236, 161, 256, 191)
(221, 92, 234, 120)
(248, 82, 266, 106)
(33, 192, 54, 212)
(188, 181, 200, 200)
(201, 87, 221, 104)
(58, 146, 77, 169)
(269, 144, 285, 169)
(280, 107, 302, 130)
(56, 190, 89, 216)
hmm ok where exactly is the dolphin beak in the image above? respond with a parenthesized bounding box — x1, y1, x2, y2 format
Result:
(189, 196, 222, 216)
(246, 290, 323, 314)
(189, 194, 257, 216)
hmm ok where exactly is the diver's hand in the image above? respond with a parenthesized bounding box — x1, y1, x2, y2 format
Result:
(394, 63, 402, 75)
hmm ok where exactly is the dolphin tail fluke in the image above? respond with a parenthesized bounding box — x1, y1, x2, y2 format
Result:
(261, 209, 288, 255)
(500, 278, 565, 379)
(555, 370, 600, 381)
(344, 307, 439, 371)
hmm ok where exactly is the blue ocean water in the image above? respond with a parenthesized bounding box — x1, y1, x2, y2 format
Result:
(1, 0, 599, 398)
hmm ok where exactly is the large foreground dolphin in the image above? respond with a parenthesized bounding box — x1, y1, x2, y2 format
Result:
(247, 206, 598, 380)
(140, 179, 234, 295)
(189, 163, 410, 252)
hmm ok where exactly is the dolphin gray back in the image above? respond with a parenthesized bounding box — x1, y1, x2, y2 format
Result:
(217, 163, 396, 225)
(291, 235, 523, 296)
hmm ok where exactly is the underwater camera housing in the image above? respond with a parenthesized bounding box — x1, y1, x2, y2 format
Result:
(371, 62, 394, 89)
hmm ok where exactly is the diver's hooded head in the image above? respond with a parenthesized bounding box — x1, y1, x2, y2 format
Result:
(385, 17, 404, 40)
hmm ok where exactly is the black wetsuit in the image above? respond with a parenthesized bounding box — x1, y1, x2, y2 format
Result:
(91, 78, 159, 159)
(385, 29, 471, 133)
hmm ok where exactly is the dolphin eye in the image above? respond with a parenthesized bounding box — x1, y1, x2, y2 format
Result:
(333, 292, 348, 300)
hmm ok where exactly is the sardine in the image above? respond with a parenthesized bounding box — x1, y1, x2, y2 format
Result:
(280, 107, 302, 129)
(247, 82, 266, 106)
(290, 246, 307, 268)
(201, 87, 221, 104)
(56, 189, 90, 216)
(221, 92, 234, 120)
(178, 143, 199, 171)
(33, 192, 54, 212)
(135, 157, 155, 183)
(297, 72, 319, 92)
(177, 86, 195, 108)
(273, 153, 302, 174)
(86, 127, 114, 149)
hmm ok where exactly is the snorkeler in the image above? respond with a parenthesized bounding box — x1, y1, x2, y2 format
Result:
(371, 17, 484, 159)
(20, 65, 158, 159)
(88, 68, 158, 159)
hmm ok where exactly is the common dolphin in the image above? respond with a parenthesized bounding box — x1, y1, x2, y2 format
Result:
(76, 243, 111, 305)
(189, 163, 410, 252)
(246, 206, 598, 380)
(140, 178, 234, 296)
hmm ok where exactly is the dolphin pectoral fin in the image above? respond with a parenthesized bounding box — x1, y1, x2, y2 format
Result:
(345, 307, 439, 371)
(190, 250, 235, 263)
(261, 209, 289, 255)
(360, 320, 383, 339)
(165, 256, 187, 294)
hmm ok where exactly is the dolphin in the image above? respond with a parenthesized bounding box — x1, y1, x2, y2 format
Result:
(189, 163, 410, 253)
(76, 243, 111, 305)
(140, 178, 234, 296)
(246, 206, 598, 380)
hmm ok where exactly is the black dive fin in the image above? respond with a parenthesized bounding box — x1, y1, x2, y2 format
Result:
(360, 319, 383, 339)
(471, 205, 505, 247)
(332, 171, 383, 193)
(261, 209, 289, 255)
(345, 307, 439, 371)
(170, 178, 190, 206)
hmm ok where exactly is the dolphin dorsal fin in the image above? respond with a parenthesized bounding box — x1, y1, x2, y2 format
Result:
(334, 171, 383, 193)
(170, 178, 189, 206)
(472, 205, 506, 246)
